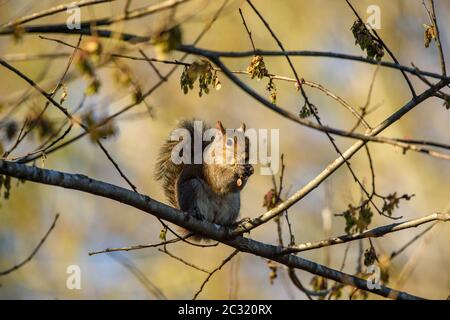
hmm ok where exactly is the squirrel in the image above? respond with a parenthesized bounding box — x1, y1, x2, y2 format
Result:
(155, 120, 254, 240)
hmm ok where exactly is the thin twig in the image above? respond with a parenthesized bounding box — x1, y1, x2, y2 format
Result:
(88, 237, 190, 256)
(0, 0, 116, 29)
(0, 213, 59, 276)
(238, 8, 256, 51)
(224, 73, 449, 236)
(390, 222, 437, 260)
(193, 250, 239, 300)
(350, 64, 380, 133)
(3, 35, 82, 158)
(426, 0, 446, 76)
(110, 253, 167, 299)
(281, 213, 449, 255)
(176, 46, 450, 81)
(345, 0, 417, 97)
(212, 59, 450, 160)
(16, 0, 230, 165)
(158, 248, 210, 274)
(0, 0, 189, 30)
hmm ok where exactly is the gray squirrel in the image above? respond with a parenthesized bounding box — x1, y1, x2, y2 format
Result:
(155, 120, 253, 239)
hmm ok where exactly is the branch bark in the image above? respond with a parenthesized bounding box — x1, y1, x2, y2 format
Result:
(282, 213, 449, 254)
(0, 160, 425, 300)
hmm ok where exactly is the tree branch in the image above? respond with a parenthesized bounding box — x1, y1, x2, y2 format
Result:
(0, 160, 424, 299)
(228, 78, 449, 235)
(345, 0, 417, 97)
(0, 0, 116, 29)
(193, 250, 239, 300)
(209, 57, 450, 159)
(281, 213, 449, 254)
(177, 45, 450, 81)
(0, 0, 189, 30)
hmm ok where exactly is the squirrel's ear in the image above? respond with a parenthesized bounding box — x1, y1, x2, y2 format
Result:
(239, 122, 246, 132)
(216, 121, 226, 135)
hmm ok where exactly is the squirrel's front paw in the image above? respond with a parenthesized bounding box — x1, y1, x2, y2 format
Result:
(236, 165, 254, 187)
(232, 217, 252, 228)
(244, 164, 254, 177)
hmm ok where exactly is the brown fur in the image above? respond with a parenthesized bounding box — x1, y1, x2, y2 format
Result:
(155, 120, 253, 241)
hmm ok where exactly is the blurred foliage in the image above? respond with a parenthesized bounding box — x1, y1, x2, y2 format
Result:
(0, 0, 448, 300)
(180, 58, 221, 96)
(262, 188, 278, 210)
(266, 77, 277, 104)
(382, 193, 413, 217)
(82, 111, 117, 142)
(0, 174, 12, 199)
(423, 23, 437, 48)
(152, 25, 183, 56)
(343, 204, 373, 235)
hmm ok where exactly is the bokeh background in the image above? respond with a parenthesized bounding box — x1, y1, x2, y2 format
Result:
(0, 0, 449, 299)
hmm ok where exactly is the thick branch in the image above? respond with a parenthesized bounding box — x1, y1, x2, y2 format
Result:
(0, 160, 423, 300)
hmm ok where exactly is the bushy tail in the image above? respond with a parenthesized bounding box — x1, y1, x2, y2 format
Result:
(154, 120, 209, 207)
(154, 139, 181, 207)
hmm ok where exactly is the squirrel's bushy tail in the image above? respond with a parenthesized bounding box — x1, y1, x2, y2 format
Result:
(154, 139, 181, 207)
(154, 120, 209, 207)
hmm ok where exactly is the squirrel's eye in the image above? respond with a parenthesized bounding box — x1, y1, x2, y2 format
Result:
(226, 138, 233, 146)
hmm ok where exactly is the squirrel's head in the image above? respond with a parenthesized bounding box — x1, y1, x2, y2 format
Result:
(204, 121, 254, 194)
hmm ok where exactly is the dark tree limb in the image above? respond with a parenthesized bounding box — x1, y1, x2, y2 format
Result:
(176, 46, 450, 81)
(0, 160, 425, 300)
